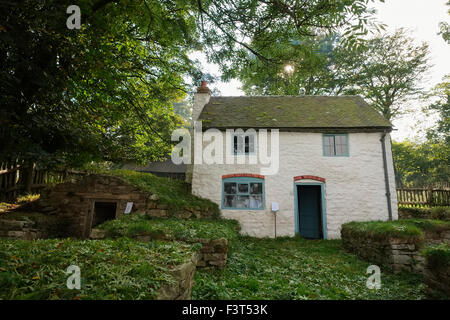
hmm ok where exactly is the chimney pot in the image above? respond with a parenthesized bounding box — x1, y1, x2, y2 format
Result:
(196, 81, 210, 94)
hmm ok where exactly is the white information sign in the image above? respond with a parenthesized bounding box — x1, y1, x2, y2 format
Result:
(124, 202, 133, 214)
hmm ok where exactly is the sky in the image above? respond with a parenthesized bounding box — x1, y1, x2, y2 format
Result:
(194, 0, 450, 142)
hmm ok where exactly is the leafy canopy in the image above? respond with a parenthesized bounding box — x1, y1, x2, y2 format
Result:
(1, 0, 382, 167)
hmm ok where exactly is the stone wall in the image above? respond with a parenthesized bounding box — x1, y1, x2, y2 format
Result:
(37, 174, 216, 239)
(0, 218, 43, 240)
(424, 264, 450, 298)
(156, 252, 199, 300)
(192, 238, 228, 268)
(192, 131, 398, 239)
(342, 230, 450, 273)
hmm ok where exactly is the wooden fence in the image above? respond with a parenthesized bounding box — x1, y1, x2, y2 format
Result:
(0, 161, 85, 201)
(396, 188, 450, 207)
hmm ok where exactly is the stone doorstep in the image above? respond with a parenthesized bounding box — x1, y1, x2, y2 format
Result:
(89, 228, 106, 239)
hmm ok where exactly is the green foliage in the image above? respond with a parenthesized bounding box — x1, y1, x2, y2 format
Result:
(422, 243, 450, 270)
(97, 215, 240, 241)
(1, 0, 193, 168)
(398, 206, 432, 218)
(98, 169, 220, 215)
(1, 0, 382, 169)
(192, 237, 425, 300)
(392, 140, 449, 187)
(438, 1, 450, 43)
(431, 206, 450, 220)
(0, 238, 195, 300)
(425, 76, 450, 145)
(237, 29, 430, 122)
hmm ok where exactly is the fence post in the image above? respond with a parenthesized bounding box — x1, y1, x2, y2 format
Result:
(428, 187, 434, 207)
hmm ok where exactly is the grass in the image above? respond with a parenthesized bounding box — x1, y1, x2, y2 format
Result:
(341, 220, 424, 241)
(341, 219, 450, 246)
(422, 243, 450, 270)
(192, 237, 425, 300)
(0, 237, 195, 300)
(97, 214, 241, 241)
(89, 169, 220, 216)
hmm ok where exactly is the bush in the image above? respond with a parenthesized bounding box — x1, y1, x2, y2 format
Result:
(422, 243, 450, 270)
(431, 207, 450, 220)
(98, 214, 240, 241)
(398, 206, 432, 218)
(0, 238, 195, 300)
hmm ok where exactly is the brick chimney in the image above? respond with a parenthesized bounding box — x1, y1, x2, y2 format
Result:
(192, 81, 211, 121)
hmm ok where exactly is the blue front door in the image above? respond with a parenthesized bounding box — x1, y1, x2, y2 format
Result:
(297, 185, 323, 239)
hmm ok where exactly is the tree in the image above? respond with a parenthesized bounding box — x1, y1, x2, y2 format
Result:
(392, 140, 449, 187)
(346, 29, 430, 121)
(236, 29, 430, 121)
(0, 0, 381, 171)
(438, 1, 450, 43)
(425, 76, 450, 144)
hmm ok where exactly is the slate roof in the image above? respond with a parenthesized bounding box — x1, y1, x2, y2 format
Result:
(198, 96, 392, 130)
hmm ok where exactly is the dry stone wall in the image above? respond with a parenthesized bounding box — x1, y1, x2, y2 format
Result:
(0, 218, 43, 240)
(342, 230, 450, 273)
(156, 252, 199, 300)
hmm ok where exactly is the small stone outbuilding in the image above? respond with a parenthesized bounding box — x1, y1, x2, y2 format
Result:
(39, 174, 151, 238)
(39, 174, 216, 238)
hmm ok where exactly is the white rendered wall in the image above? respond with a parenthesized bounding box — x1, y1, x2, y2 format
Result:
(191, 131, 398, 239)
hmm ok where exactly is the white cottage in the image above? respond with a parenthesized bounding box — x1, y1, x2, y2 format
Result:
(189, 82, 398, 239)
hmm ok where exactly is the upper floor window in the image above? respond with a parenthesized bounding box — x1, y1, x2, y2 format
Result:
(323, 134, 349, 157)
(233, 133, 255, 155)
(222, 176, 264, 210)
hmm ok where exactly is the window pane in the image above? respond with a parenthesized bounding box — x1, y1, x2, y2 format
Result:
(250, 182, 263, 194)
(236, 195, 250, 208)
(250, 195, 263, 208)
(224, 182, 236, 194)
(238, 183, 249, 193)
(324, 135, 335, 156)
(248, 134, 255, 153)
(223, 195, 236, 208)
(233, 136, 238, 154)
(244, 136, 249, 154)
(335, 135, 347, 155)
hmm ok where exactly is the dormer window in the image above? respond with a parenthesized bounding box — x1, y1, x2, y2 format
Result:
(233, 133, 255, 155)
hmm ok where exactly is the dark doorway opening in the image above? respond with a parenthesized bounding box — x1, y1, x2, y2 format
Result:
(297, 185, 323, 239)
(92, 202, 117, 228)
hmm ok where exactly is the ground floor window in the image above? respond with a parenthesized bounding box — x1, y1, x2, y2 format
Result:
(222, 176, 264, 209)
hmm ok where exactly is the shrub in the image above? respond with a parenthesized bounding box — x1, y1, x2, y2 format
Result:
(422, 243, 450, 270)
(431, 206, 450, 220)
(398, 206, 431, 218)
